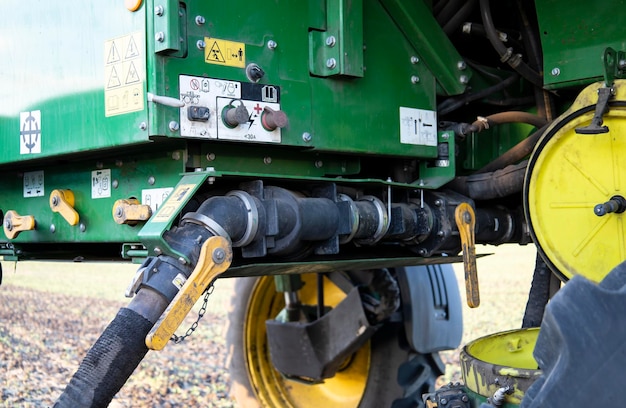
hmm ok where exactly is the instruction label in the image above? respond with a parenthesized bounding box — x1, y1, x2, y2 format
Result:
(142, 187, 174, 213)
(23, 170, 44, 197)
(104, 32, 145, 116)
(204, 37, 246, 68)
(152, 184, 195, 223)
(399, 107, 437, 146)
(92, 169, 111, 199)
(20, 110, 41, 154)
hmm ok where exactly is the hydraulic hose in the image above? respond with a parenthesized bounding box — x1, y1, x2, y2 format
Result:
(477, 123, 549, 173)
(479, 0, 542, 87)
(55, 194, 253, 407)
(438, 73, 520, 116)
(470, 111, 547, 133)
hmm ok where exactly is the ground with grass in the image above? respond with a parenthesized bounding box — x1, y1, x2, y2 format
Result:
(0, 244, 537, 407)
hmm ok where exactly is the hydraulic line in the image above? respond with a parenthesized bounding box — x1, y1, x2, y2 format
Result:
(442, 0, 476, 35)
(438, 73, 520, 116)
(477, 123, 549, 173)
(479, 0, 542, 87)
(469, 111, 548, 133)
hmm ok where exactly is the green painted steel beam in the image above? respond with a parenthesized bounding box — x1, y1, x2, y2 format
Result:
(378, 0, 470, 96)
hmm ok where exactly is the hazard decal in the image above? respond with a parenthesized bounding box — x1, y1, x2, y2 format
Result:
(104, 32, 145, 117)
(204, 37, 246, 68)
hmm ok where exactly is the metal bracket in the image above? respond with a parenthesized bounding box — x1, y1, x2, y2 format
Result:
(455, 202, 480, 308)
(309, 0, 364, 77)
(138, 172, 212, 262)
(575, 86, 614, 134)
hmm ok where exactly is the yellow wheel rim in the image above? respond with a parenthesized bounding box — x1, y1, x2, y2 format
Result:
(527, 84, 626, 281)
(244, 274, 370, 408)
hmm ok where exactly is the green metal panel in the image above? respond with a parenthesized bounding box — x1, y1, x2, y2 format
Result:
(148, 0, 441, 158)
(536, 0, 626, 89)
(0, 1, 150, 165)
(0, 146, 184, 246)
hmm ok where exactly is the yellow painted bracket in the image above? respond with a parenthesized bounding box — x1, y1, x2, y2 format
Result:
(112, 198, 152, 225)
(50, 189, 79, 226)
(146, 235, 233, 350)
(455, 202, 480, 308)
(3, 210, 35, 239)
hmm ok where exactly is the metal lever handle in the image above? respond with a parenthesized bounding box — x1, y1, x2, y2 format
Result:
(455, 202, 480, 308)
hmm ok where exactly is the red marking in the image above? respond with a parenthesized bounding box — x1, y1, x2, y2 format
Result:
(253, 103, 263, 114)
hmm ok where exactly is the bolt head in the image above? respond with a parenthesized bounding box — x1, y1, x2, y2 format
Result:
(411, 75, 420, 84)
(457, 60, 467, 70)
(195, 15, 206, 25)
(212, 248, 226, 263)
(302, 132, 312, 142)
(551, 67, 561, 76)
(263, 156, 272, 165)
(169, 121, 180, 132)
(196, 40, 206, 50)
(267, 40, 278, 50)
(326, 58, 337, 69)
(49, 224, 56, 233)
(325, 36, 336, 47)
(155, 31, 165, 42)
(410, 56, 419, 64)
(459, 74, 469, 84)
(139, 121, 147, 131)
(155, 5, 164, 16)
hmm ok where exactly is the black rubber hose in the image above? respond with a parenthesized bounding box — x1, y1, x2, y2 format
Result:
(479, 0, 543, 87)
(436, 0, 463, 25)
(54, 307, 154, 408)
(438, 73, 520, 116)
(522, 253, 552, 328)
(442, 0, 477, 35)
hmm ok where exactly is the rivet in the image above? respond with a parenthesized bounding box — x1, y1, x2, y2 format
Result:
(79, 223, 86, 233)
(49, 224, 56, 233)
(148, 176, 156, 185)
(112, 179, 119, 189)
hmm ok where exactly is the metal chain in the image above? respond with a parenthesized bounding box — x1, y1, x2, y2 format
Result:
(170, 282, 215, 344)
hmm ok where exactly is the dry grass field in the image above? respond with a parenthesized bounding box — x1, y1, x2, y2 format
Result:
(0, 243, 537, 407)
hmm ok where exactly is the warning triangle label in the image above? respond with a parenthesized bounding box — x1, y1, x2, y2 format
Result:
(107, 41, 121, 64)
(107, 66, 121, 88)
(207, 41, 226, 63)
(125, 61, 140, 84)
(125, 36, 139, 59)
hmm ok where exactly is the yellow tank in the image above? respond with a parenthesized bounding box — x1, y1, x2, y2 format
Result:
(460, 328, 542, 406)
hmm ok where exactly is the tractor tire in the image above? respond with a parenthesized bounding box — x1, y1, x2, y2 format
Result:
(225, 274, 441, 408)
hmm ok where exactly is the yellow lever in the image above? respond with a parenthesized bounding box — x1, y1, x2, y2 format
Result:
(112, 198, 152, 225)
(50, 189, 79, 226)
(3, 210, 36, 239)
(146, 235, 233, 350)
(455, 202, 480, 308)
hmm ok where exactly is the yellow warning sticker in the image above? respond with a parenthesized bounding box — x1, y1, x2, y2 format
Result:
(204, 37, 246, 68)
(152, 184, 196, 223)
(104, 32, 145, 117)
